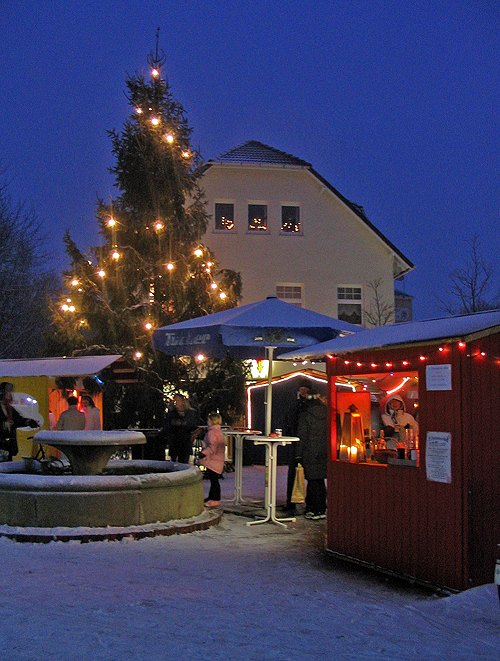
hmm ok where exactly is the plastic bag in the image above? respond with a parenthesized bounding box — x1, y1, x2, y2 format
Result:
(291, 463, 306, 504)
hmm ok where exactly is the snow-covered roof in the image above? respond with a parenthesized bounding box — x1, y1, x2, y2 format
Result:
(279, 309, 500, 359)
(204, 140, 414, 275)
(0, 355, 123, 378)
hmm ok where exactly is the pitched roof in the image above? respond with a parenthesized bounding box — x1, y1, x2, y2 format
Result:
(212, 140, 311, 167)
(203, 140, 414, 274)
(279, 309, 500, 359)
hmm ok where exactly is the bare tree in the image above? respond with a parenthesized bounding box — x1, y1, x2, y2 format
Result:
(441, 234, 499, 314)
(0, 178, 56, 358)
(363, 278, 395, 326)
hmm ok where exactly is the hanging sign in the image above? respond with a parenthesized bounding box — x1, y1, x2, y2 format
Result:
(426, 364, 452, 391)
(426, 432, 452, 483)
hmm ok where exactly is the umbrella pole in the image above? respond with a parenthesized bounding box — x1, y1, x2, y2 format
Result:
(265, 346, 275, 436)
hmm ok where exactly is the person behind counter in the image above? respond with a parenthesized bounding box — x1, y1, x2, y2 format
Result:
(81, 395, 101, 430)
(56, 396, 86, 431)
(380, 395, 418, 449)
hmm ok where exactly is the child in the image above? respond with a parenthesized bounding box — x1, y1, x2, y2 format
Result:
(198, 412, 225, 507)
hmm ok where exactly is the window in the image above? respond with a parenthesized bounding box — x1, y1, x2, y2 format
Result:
(337, 286, 362, 325)
(281, 206, 301, 234)
(248, 204, 268, 232)
(214, 203, 235, 231)
(276, 284, 304, 307)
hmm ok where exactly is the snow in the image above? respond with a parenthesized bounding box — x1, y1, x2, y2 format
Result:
(0, 465, 498, 660)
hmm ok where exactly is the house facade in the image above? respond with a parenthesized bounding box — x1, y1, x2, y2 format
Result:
(201, 141, 414, 326)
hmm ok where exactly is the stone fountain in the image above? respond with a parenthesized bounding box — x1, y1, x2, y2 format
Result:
(0, 430, 218, 542)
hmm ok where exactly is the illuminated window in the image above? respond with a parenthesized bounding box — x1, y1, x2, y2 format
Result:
(337, 286, 362, 325)
(248, 204, 268, 232)
(214, 203, 235, 231)
(281, 206, 301, 234)
(276, 284, 303, 307)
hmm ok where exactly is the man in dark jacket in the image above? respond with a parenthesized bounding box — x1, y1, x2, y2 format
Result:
(161, 394, 201, 464)
(296, 395, 328, 519)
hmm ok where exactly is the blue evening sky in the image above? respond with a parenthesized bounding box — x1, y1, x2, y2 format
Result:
(1, 1, 498, 319)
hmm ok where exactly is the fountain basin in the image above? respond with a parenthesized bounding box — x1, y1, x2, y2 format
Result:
(34, 430, 146, 475)
(0, 460, 204, 528)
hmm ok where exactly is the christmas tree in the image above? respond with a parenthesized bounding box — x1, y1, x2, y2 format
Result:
(48, 40, 243, 427)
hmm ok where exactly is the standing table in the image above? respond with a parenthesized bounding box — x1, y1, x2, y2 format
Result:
(245, 435, 300, 528)
(222, 429, 262, 505)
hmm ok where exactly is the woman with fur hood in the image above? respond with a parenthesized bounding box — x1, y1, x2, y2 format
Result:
(381, 394, 418, 447)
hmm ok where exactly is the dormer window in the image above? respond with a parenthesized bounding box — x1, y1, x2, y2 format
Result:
(281, 206, 301, 234)
(248, 204, 268, 232)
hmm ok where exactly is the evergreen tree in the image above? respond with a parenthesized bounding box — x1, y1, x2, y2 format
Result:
(48, 45, 243, 426)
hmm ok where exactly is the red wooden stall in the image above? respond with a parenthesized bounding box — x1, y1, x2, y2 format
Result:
(284, 310, 500, 591)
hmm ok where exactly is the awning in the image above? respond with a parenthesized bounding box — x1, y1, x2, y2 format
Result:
(0, 355, 123, 378)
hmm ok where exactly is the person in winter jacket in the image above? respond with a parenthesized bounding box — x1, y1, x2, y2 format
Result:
(296, 394, 328, 519)
(56, 396, 85, 431)
(381, 395, 418, 448)
(198, 412, 225, 507)
(161, 394, 201, 464)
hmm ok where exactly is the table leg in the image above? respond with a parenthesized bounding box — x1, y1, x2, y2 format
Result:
(223, 435, 261, 506)
(247, 442, 295, 528)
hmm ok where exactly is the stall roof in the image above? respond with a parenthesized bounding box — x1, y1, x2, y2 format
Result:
(279, 309, 500, 359)
(0, 355, 123, 378)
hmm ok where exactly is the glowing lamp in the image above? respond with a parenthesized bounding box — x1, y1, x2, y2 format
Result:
(144, 322, 153, 330)
(107, 218, 116, 227)
(181, 150, 190, 158)
(196, 354, 205, 362)
(165, 133, 174, 143)
(154, 221, 164, 231)
(419, 355, 426, 361)
(68, 305, 75, 312)
(219, 292, 227, 300)
(356, 362, 362, 367)
(385, 362, 392, 368)
(71, 279, 79, 287)
(458, 341, 466, 349)
(97, 270, 106, 278)
(135, 107, 143, 114)
(134, 351, 143, 360)
(371, 363, 377, 368)
(194, 248, 203, 258)
(210, 282, 217, 290)
(111, 251, 120, 260)
(402, 360, 409, 366)
(61, 304, 69, 311)
(151, 68, 160, 78)
(150, 117, 160, 127)
(344, 360, 350, 365)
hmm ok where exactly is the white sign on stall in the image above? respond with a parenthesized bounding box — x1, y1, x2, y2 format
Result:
(426, 432, 452, 483)
(426, 364, 452, 391)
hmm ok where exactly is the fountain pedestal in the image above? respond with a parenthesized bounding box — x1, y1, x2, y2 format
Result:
(34, 430, 146, 475)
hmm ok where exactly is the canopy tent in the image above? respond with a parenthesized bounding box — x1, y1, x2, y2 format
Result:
(153, 297, 357, 434)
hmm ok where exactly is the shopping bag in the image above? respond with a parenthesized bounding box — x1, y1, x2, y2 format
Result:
(291, 463, 306, 504)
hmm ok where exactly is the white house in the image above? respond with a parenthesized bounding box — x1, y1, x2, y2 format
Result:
(201, 141, 414, 326)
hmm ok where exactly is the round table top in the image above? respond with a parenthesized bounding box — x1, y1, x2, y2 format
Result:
(223, 429, 262, 436)
(34, 430, 146, 446)
(246, 435, 299, 443)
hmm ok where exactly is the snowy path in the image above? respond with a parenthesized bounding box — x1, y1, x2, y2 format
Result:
(0, 466, 498, 660)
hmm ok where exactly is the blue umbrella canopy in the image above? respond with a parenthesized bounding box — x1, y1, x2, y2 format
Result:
(152, 296, 357, 360)
(153, 297, 358, 434)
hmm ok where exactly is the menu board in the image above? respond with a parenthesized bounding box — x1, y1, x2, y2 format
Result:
(426, 432, 452, 483)
(426, 364, 452, 391)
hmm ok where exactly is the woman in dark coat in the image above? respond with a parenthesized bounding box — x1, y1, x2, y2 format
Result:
(161, 394, 201, 464)
(296, 395, 328, 519)
(0, 382, 26, 460)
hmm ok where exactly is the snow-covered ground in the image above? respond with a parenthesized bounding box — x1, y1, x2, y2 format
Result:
(0, 465, 498, 660)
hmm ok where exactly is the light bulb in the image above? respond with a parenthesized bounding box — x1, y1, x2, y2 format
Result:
(210, 282, 217, 290)
(144, 322, 153, 330)
(134, 351, 143, 359)
(107, 217, 116, 227)
(71, 278, 79, 287)
(68, 305, 75, 312)
(61, 304, 69, 311)
(98, 270, 106, 278)
(194, 248, 203, 258)
(150, 117, 160, 126)
(154, 221, 164, 231)
(135, 107, 143, 114)
(196, 354, 205, 362)
(166, 262, 174, 271)
(165, 133, 174, 144)
(112, 251, 120, 260)
(181, 150, 190, 158)
(151, 68, 160, 78)
(219, 292, 227, 300)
